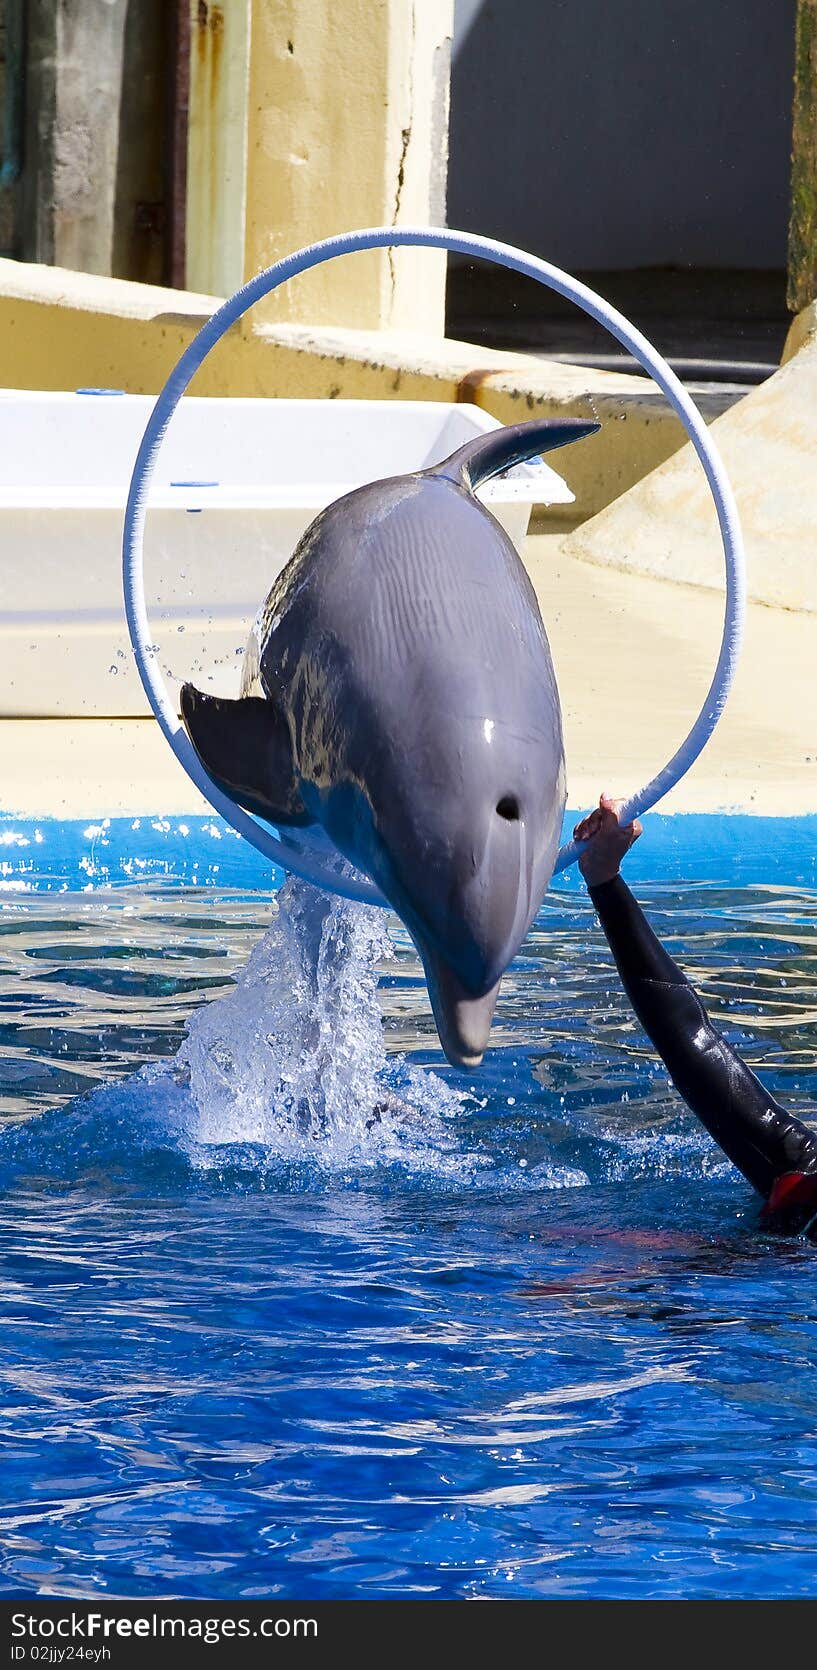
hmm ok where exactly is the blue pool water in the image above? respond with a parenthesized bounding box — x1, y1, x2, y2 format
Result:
(0, 813, 816, 1600)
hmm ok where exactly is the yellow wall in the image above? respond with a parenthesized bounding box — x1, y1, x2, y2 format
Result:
(241, 0, 452, 331)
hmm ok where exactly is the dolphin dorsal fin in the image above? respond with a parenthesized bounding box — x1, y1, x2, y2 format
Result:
(428, 417, 600, 493)
(180, 684, 313, 828)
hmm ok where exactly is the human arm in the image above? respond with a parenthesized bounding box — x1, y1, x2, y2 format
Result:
(576, 798, 817, 1209)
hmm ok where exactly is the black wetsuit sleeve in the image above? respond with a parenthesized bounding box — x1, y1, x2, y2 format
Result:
(588, 874, 817, 1200)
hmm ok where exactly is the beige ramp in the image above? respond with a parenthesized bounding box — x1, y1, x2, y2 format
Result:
(568, 334, 817, 614)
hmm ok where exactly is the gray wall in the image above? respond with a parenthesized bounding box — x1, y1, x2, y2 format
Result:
(449, 0, 797, 269)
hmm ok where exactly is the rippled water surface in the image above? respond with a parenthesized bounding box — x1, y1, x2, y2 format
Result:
(0, 816, 816, 1599)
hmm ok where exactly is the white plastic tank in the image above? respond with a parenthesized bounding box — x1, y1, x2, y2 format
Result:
(0, 391, 574, 717)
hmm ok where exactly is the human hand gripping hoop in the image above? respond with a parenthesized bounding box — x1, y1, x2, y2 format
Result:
(122, 226, 746, 907)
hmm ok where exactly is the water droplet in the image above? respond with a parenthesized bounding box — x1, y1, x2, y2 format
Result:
(108, 664, 118, 675)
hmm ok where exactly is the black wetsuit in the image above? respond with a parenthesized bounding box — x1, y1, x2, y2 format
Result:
(589, 875, 817, 1234)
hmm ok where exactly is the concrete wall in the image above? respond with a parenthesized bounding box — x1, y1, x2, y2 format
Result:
(7, 0, 454, 327)
(449, 0, 797, 270)
(21, 0, 130, 273)
(112, 0, 170, 287)
(241, 0, 453, 331)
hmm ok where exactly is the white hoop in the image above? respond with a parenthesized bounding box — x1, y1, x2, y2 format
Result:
(123, 226, 745, 904)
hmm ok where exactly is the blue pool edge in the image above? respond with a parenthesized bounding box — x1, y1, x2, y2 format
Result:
(1, 810, 815, 892)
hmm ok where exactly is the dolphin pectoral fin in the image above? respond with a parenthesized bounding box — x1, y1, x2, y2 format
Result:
(429, 417, 601, 492)
(179, 683, 313, 827)
(419, 943, 501, 1069)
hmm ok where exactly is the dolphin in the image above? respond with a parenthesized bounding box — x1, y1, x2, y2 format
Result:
(180, 417, 598, 1067)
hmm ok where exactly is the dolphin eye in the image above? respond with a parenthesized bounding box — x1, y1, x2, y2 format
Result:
(496, 796, 520, 822)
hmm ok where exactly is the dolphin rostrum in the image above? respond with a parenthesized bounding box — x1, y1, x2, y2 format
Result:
(181, 417, 598, 1067)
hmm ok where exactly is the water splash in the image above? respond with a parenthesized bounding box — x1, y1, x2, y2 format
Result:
(172, 873, 466, 1173)
(0, 873, 479, 1188)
